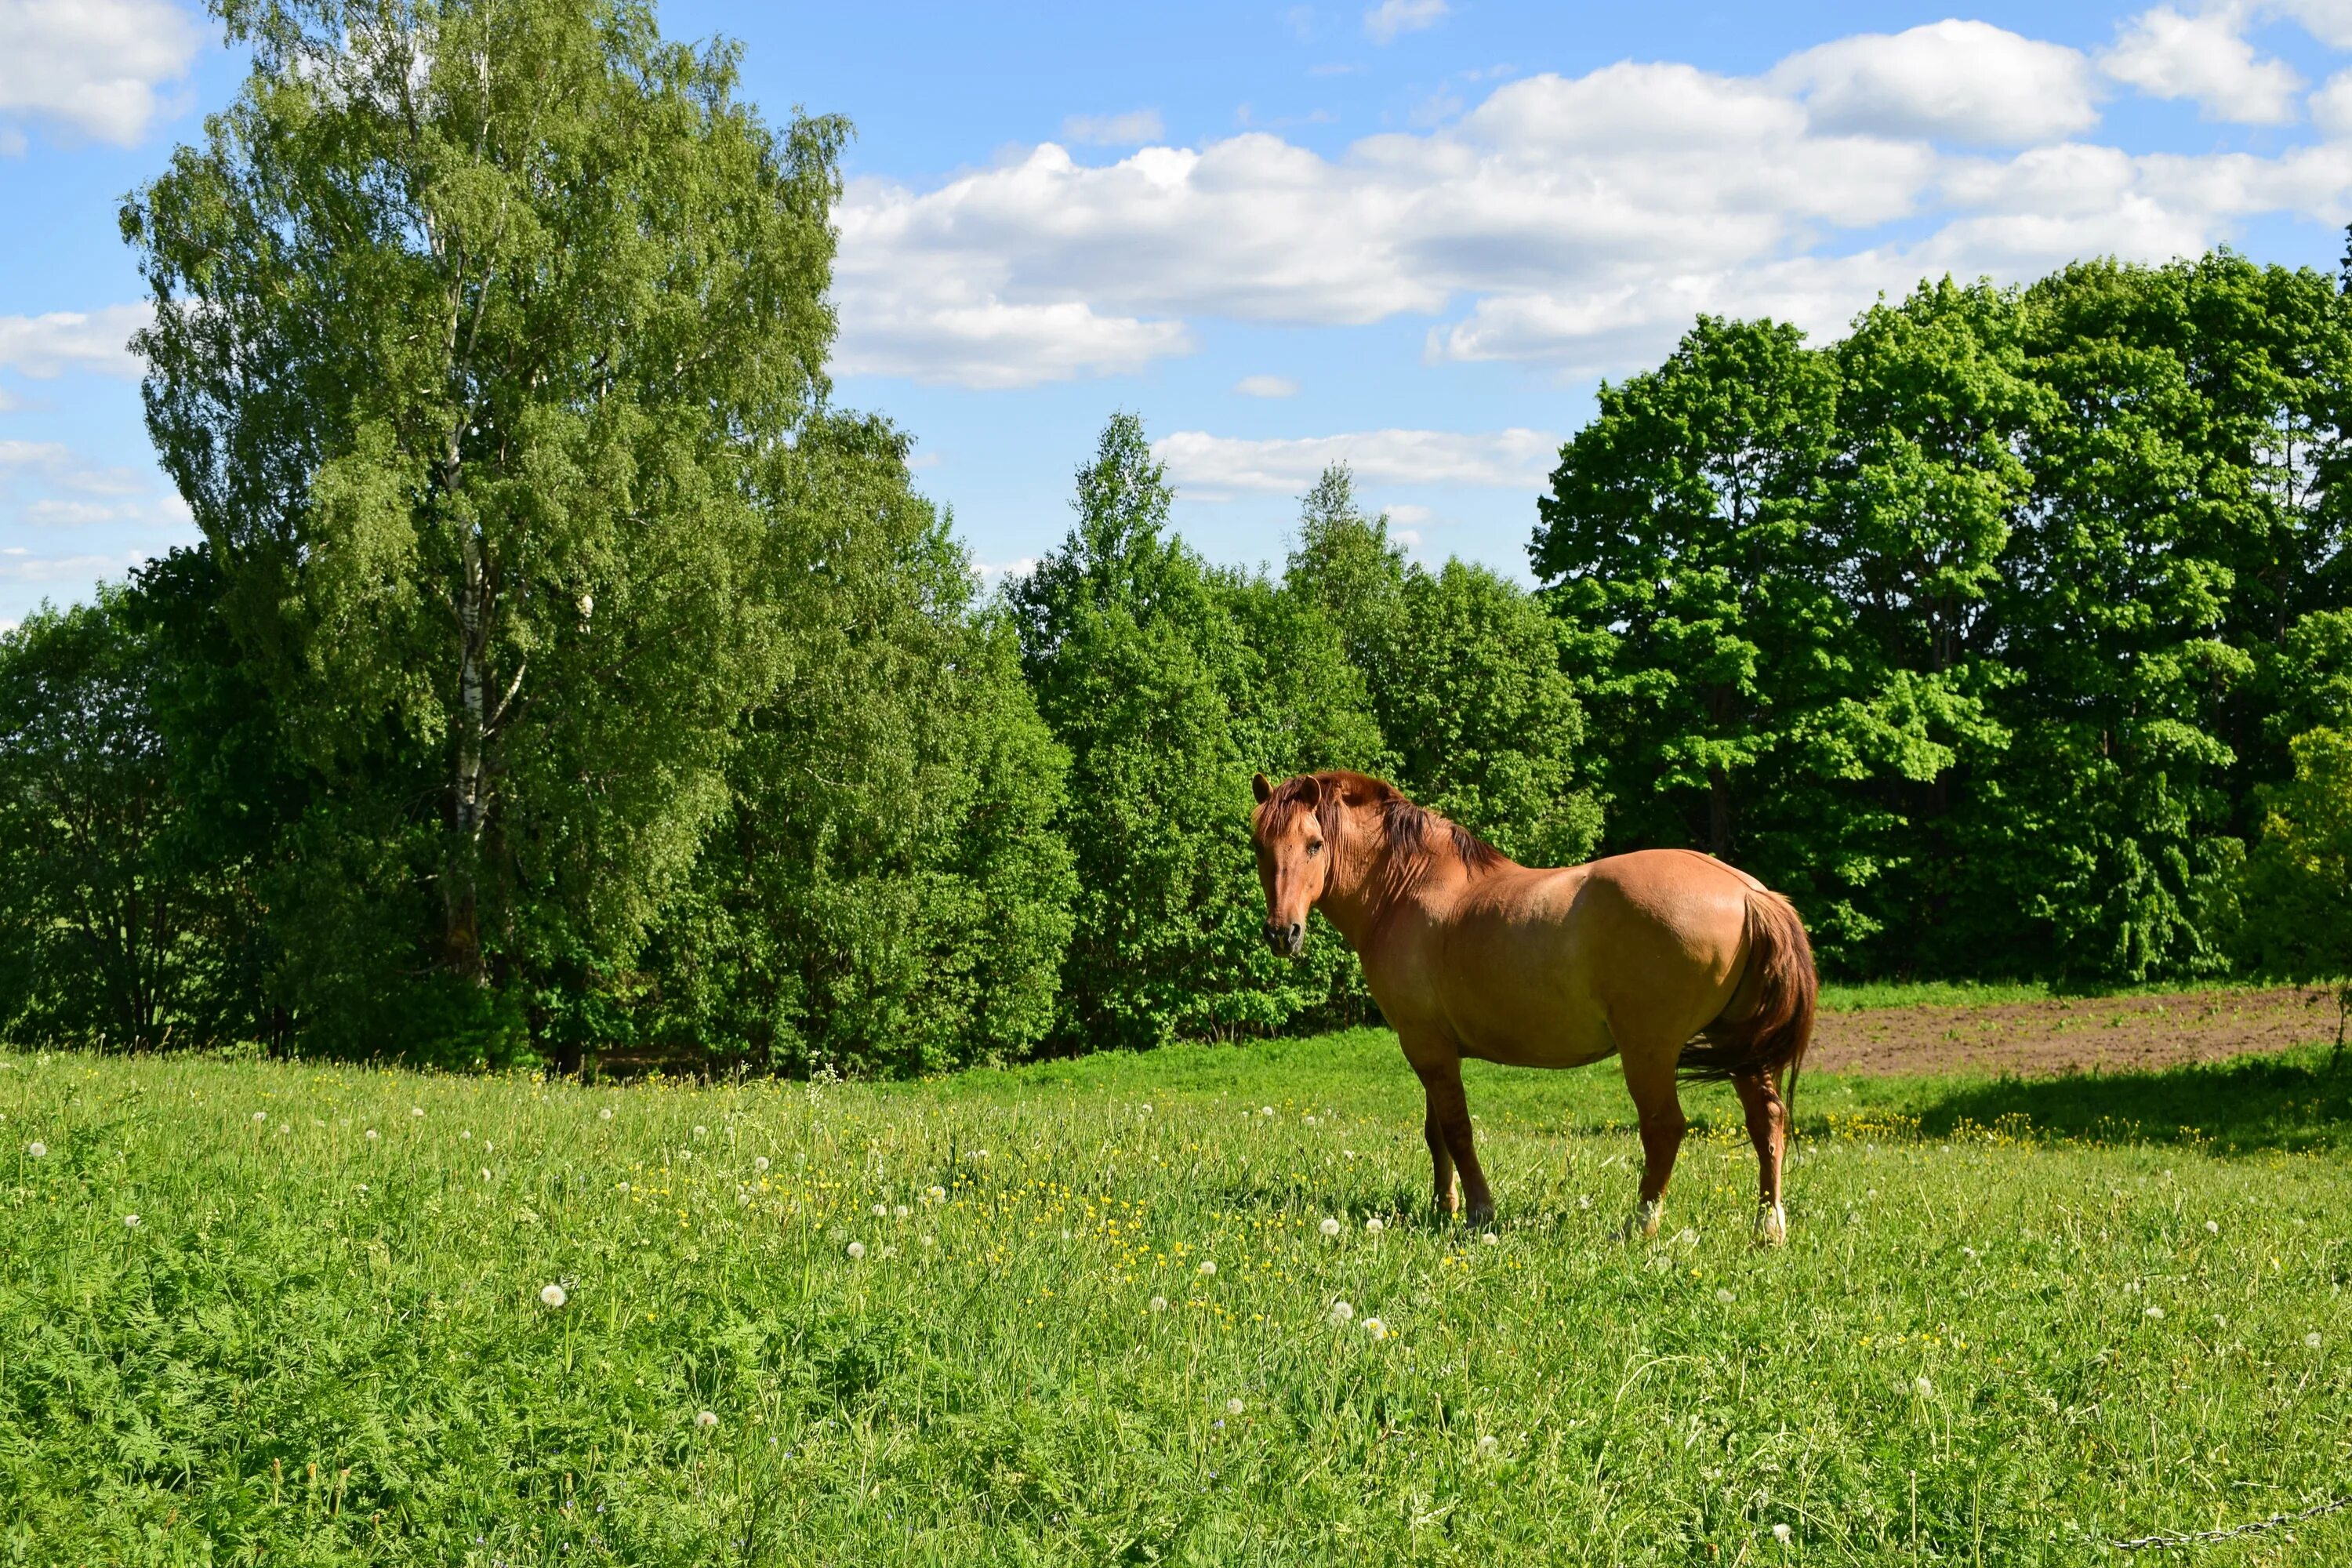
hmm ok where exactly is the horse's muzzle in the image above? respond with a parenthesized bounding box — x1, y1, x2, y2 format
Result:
(1265, 920, 1305, 958)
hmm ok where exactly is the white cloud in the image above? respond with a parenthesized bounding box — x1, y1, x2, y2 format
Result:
(2271, 0, 2352, 48)
(1772, 21, 2099, 145)
(1156, 427, 1558, 498)
(968, 557, 1036, 587)
(2103, 5, 2303, 124)
(1062, 110, 1165, 146)
(2313, 68, 2352, 136)
(1234, 374, 1299, 397)
(828, 29, 2352, 388)
(0, 304, 151, 379)
(0, 0, 201, 147)
(1365, 0, 1449, 44)
(0, 549, 154, 584)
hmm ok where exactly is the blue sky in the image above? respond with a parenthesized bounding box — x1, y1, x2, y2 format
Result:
(6, 0, 2352, 624)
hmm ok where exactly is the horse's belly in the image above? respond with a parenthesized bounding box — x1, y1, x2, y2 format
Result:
(1456, 1014, 1617, 1070)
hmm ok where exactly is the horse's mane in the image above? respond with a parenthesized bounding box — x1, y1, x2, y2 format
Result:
(1255, 771, 1512, 895)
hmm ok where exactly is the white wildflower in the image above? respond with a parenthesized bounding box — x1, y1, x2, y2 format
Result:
(1149, 1295, 1168, 1313)
(2144, 1305, 2165, 1319)
(753, 1156, 769, 1171)
(124, 1214, 141, 1229)
(364, 1128, 379, 1141)
(1363, 1316, 1388, 1340)
(480, 1168, 492, 1182)
(1481, 1232, 1499, 1246)
(695, 1410, 718, 1429)
(1225, 1397, 1244, 1416)
(1715, 1288, 1736, 1304)
(24, 1142, 43, 1159)
(847, 1241, 866, 1260)
(1773, 1523, 1792, 1544)
(598, 1108, 613, 1121)
(1260, 1106, 1274, 1116)
(895, 1204, 911, 1218)
(540, 1283, 567, 1308)
(1319, 1217, 1341, 1237)
(2205, 1220, 2220, 1235)
(1364, 1217, 1385, 1236)
(1328, 1299, 1355, 1325)
(1198, 1259, 1216, 1276)
(1477, 1434, 1498, 1457)
(252, 1112, 266, 1123)
(2306, 1332, 2323, 1350)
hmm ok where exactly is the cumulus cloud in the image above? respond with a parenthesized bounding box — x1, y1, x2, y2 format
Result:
(2103, 5, 2303, 124)
(1062, 109, 1165, 146)
(0, 305, 151, 379)
(1772, 21, 2100, 145)
(2269, 0, 2352, 48)
(1234, 374, 1299, 397)
(1365, 0, 1450, 45)
(0, 0, 201, 147)
(826, 25, 2352, 387)
(1155, 427, 1558, 498)
(2312, 68, 2352, 136)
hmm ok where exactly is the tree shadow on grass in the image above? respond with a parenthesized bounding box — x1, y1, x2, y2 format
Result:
(1875, 1045, 2352, 1155)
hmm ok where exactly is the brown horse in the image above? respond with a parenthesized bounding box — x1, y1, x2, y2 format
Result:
(1250, 770, 1817, 1243)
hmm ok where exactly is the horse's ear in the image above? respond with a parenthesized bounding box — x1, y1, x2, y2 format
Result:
(1296, 775, 1321, 809)
(1251, 772, 1272, 804)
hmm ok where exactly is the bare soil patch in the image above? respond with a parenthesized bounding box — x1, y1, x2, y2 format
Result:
(1808, 986, 2344, 1077)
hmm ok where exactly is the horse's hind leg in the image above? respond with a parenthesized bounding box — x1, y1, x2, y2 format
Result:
(1732, 1069, 1788, 1246)
(1617, 1048, 1688, 1239)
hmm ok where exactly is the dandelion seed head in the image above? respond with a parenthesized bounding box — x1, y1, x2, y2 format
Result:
(2205, 1220, 2220, 1235)
(926, 1185, 946, 1203)
(872, 1203, 888, 1218)
(1715, 1287, 1736, 1304)
(2306, 1332, 2324, 1349)
(1364, 1218, 1385, 1235)
(598, 1108, 613, 1121)
(1198, 1259, 1216, 1276)
(2144, 1305, 2165, 1319)
(1482, 1232, 1499, 1246)
(1773, 1523, 1792, 1544)
(1477, 1434, 1498, 1456)
(695, 1410, 718, 1429)
(896, 1204, 912, 1218)
(846, 1241, 866, 1260)
(1225, 1397, 1243, 1415)
(364, 1128, 379, 1141)
(692, 1126, 706, 1138)
(540, 1283, 567, 1308)
(1319, 1217, 1341, 1236)
(480, 1168, 492, 1181)
(252, 1112, 266, 1123)
(1363, 1316, 1388, 1340)
(1914, 1375, 1933, 1396)
(753, 1156, 769, 1171)
(410, 1107, 424, 1118)
(920, 1234, 935, 1247)
(24, 1142, 42, 1159)
(615, 1181, 629, 1192)
(1329, 1299, 1354, 1324)
(124, 1214, 142, 1228)
(1149, 1295, 1169, 1313)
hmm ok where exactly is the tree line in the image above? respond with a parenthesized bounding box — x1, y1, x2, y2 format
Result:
(3, 0, 2347, 1069)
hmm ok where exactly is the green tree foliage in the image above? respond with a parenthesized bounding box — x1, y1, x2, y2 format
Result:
(122, 0, 846, 1054)
(1012, 417, 1380, 1050)
(0, 590, 240, 1048)
(1537, 258, 2352, 982)
(2236, 728, 2352, 1040)
(638, 417, 1076, 1077)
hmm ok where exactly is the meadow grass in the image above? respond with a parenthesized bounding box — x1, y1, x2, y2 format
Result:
(1813, 977, 2326, 1012)
(2, 1032, 2348, 1565)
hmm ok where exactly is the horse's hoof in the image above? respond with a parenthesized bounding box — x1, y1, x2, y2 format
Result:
(1465, 1203, 1496, 1228)
(1619, 1199, 1664, 1240)
(1753, 1203, 1788, 1247)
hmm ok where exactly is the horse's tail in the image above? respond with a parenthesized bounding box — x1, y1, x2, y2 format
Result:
(1678, 890, 1818, 1118)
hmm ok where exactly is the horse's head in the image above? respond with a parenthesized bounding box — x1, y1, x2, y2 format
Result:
(1250, 771, 1330, 958)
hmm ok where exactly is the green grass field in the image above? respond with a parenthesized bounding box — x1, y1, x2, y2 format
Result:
(3, 1027, 2349, 1565)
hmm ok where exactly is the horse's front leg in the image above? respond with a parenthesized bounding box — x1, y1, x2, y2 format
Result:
(1410, 1049, 1494, 1226)
(1424, 1104, 1458, 1218)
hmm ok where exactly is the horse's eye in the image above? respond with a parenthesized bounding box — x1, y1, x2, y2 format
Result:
(1306, 841, 1322, 856)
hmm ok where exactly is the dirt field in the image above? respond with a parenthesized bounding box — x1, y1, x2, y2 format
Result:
(1809, 985, 2346, 1077)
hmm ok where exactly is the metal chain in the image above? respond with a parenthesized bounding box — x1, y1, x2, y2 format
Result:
(2112, 1495, 2352, 1552)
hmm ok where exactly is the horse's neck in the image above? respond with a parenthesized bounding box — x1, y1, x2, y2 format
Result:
(1319, 823, 1441, 950)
